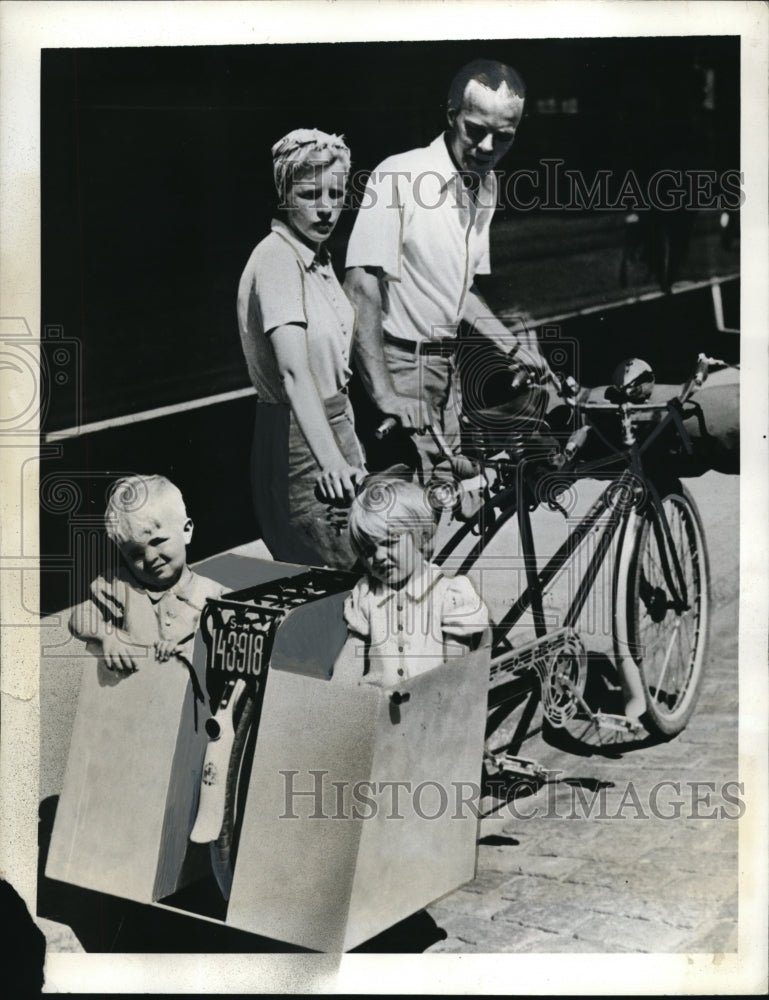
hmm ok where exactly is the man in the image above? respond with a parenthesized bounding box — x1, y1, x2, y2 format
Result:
(345, 59, 546, 474)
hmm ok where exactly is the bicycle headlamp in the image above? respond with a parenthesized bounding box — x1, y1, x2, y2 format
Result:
(612, 358, 655, 402)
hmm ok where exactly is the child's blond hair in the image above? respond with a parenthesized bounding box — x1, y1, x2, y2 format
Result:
(349, 478, 437, 559)
(105, 475, 188, 545)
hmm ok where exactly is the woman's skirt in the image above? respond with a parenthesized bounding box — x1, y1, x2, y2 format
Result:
(250, 388, 364, 569)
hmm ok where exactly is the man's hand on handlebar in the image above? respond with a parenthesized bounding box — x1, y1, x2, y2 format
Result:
(507, 344, 555, 390)
(378, 392, 436, 433)
(315, 463, 367, 504)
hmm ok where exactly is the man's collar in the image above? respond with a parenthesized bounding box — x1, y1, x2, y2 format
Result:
(271, 218, 331, 270)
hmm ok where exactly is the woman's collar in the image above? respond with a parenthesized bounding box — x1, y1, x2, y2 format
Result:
(271, 218, 331, 270)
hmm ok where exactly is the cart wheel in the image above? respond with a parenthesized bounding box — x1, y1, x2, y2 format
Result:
(210, 686, 257, 899)
(614, 485, 710, 736)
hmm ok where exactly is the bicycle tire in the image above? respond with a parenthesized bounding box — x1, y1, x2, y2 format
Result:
(613, 484, 710, 736)
(210, 686, 257, 899)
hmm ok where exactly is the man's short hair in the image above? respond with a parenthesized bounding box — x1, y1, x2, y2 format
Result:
(447, 59, 526, 112)
(105, 474, 187, 544)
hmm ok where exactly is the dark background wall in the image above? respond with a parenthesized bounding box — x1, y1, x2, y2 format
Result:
(40, 37, 740, 612)
(42, 37, 739, 428)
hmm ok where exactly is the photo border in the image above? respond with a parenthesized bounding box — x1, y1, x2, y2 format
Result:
(1, 1, 767, 994)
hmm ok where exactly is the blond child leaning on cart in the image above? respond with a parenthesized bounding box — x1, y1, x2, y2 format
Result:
(70, 474, 224, 674)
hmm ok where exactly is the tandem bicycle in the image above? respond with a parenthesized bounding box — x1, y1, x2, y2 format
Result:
(191, 350, 734, 890)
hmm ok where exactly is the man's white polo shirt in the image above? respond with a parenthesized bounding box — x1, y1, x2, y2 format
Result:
(345, 133, 497, 345)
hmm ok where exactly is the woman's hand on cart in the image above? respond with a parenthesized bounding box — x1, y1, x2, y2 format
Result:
(315, 462, 368, 504)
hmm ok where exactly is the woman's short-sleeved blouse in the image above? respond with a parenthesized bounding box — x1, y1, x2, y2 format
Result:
(237, 219, 355, 404)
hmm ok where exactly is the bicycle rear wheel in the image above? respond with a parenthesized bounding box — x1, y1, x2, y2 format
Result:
(613, 485, 710, 736)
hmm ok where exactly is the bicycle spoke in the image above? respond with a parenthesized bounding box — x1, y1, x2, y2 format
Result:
(679, 612, 694, 662)
(645, 547, 666, 584)
(624, 489, 709, 730)
(652, 618, 681, 702)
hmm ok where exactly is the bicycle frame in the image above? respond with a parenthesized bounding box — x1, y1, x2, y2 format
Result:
(433, 390, 698, 700)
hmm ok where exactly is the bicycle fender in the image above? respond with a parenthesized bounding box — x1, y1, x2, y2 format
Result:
(189, 679, 246, 843)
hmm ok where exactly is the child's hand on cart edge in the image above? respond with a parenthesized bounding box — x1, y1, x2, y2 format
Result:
(154, 638, 192, 662)
(99, 632, 196, 670)
(100, 630, 142, 673)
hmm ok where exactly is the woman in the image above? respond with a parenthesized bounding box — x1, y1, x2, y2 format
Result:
(237, 129, 366, 568)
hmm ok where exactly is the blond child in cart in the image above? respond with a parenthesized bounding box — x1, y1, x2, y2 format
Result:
(333, 478, 489, 685)
(70, 474, 224, 674)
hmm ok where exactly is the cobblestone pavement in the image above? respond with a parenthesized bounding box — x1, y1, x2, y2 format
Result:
(425, 472, 739, 954)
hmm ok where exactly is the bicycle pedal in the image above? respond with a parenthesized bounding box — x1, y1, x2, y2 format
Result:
(484, 752, 547, 782)
(594, 712, 644, 737)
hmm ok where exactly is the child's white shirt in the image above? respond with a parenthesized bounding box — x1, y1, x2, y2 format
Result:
(343, 564, 489, 686)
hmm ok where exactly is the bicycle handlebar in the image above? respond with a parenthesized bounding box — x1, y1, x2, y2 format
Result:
(577, 353, 727, 413)
(372, 353, 729, 475)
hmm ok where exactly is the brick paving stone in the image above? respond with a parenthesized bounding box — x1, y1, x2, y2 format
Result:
(565, 860, 636, 890)
(421, 912, 486, 948)
(634, 845, 735, 876)
(462, 867, 513, 895)
(501, 852, 588, 879)
(716, 894, 739, 921)
(488, 827, 550, 854)
(674, 732, 736, 747)
(517, 933, 632, 953)
(427, 887, 513, 922)
(474, 841, 568, 876)
(564, 858, 731, 903)
(493, 899, 593, 937)
(663, 875, 737, 909)
(427, 922, 564, 954)
(523, 881, 704, 929)
(630, 770, 737, 793)
(572, 911, 694, 953)
(678, 918, 738, 954)
(674, 822, 738, 851)
(532, 824, 665, 865)
(495, 873, 578, 905)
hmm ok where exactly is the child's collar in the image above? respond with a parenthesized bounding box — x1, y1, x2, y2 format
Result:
(378, 562, 441, 602)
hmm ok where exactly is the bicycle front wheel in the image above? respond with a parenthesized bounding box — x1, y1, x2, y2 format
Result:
(614, 485, 710, 736)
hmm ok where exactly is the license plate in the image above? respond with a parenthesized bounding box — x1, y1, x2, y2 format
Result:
(208, 614, 278, 677)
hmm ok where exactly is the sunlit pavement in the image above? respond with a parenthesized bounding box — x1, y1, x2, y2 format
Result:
(425, 471, 739, 953)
